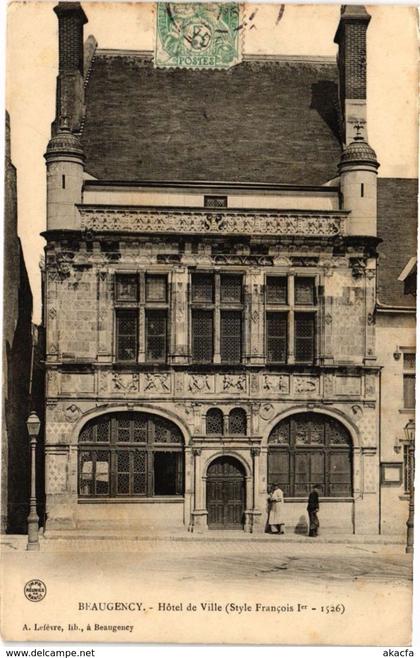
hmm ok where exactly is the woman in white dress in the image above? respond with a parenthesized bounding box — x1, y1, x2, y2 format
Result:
(268, 483, 285, 534)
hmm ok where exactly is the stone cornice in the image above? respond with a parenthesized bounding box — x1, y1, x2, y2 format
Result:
(78, 206, 347, 238)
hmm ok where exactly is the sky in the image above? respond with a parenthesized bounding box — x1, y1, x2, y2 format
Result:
(4, 1, 419, 323)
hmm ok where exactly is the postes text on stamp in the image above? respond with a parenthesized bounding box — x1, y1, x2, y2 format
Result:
(155, 3, 242, 70)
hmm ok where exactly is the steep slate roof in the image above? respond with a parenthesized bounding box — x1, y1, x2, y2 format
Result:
(81, 52, 342, 185)
(377, 178, 418, 309)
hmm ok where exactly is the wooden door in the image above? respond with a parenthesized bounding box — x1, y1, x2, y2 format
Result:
(206, 457, 245, 528)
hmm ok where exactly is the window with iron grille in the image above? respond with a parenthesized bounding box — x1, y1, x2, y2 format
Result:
(191, 272, 243, 364)
(192, 310, 213, 363)
(116, 311, 138, 362)
(78, 412, 184, 498)
(267, 413, 352, 497)
(221, 274, 242, 303)
(220, 311, 242, 363)
(192, 273, 214, 303)
(266, 277, 287, 305)
(206, 408, 224, 435)
(114, 272, 169, 363)
(266, 275, 317, 364)
(229, 408, 247, 435)
(146, 310, 167, 362)
(204, 195, 227, 208)
(267, 312, 287, 364)
(295, 313, 315, 363)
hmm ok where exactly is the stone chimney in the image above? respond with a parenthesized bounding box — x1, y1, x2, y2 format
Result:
(53, 2, 88, 134)
(334, 5, 371, 145)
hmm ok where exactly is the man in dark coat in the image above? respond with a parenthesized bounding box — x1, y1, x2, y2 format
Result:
(307, 484, 320, 537)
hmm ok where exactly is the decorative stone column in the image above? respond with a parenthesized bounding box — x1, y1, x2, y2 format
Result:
(244, 269, 265, 365)
(46, 270, 60, 362)
(322, 294, 334, 365)
(247, 447, 262, 532)
(354, 446, 379, 534)
(169, 267, 189, 364)
(189, 447, 208, 532)
(97, 269, 112, 362)
(364, 265, 377, 363)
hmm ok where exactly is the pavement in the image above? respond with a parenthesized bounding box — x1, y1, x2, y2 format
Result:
(0, 529, 411, 584)
(0, 530, 413, 645)
(1, 527, 407, 551)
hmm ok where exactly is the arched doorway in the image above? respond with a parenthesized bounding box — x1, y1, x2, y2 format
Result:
(267, 412, 353, 497)
(206, 456, 245, 528)
(78, 412, 184, 498)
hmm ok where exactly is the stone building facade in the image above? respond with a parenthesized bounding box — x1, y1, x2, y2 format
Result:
(42, 3, 412, 536)
(375, 179, 417, 535)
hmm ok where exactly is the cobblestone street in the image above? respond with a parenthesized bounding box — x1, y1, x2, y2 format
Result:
(1, 534, 412, 585)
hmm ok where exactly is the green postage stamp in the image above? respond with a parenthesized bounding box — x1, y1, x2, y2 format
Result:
(155, 3, 242, 69)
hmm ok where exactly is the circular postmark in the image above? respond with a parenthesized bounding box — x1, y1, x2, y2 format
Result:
(183, 20, 213, 52)
(24, 579, 47, 602)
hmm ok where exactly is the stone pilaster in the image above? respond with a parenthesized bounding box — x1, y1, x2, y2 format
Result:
(97, 269, 112, 361)
(169, 267, 189, 364)
(244, 268, 264, 365)
(46, 271, 60, 361)
(364, 266, 376, 363)
(190, 447, 208, 532)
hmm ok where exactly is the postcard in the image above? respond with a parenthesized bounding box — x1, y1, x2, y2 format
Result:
(1, 1, 418, 646)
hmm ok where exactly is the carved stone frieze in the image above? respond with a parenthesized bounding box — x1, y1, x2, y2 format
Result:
(112, 372, 140, 393)
(188, 374, 213, 394)
(294, 376, 319, 395)
(221, 374, 247, 393)
(262, 374, 289, 394)
(80, 208, 346, 238)
(144, 372, 171, 393)
(213, 254, 274, 266)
